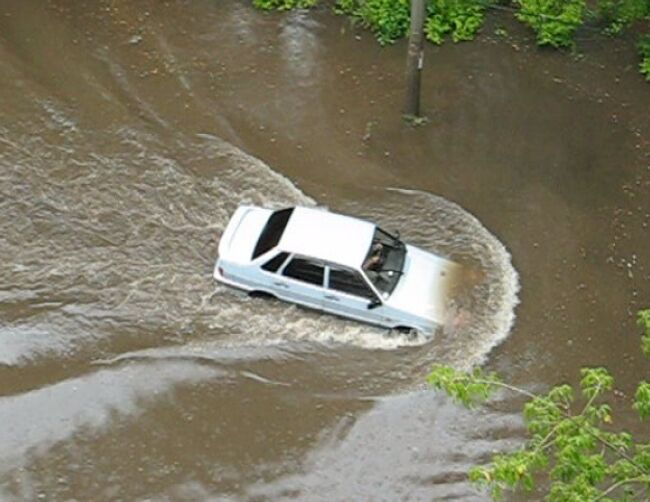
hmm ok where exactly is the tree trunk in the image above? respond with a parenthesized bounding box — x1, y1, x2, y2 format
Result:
(404, 0, 426, 117)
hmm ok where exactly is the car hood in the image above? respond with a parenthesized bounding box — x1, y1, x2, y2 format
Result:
(385, 245, 460, 324)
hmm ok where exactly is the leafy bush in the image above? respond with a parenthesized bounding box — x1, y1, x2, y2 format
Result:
(254, 0, 650, 81)
(425, 0, 486, 43)
(640, 307, 650, 355)
(337, 0, 485, 45)
(334, 0, 361, 15)
(640, 34, 650, 81)
(515, 0, 587, 48)
(596, 0, 650, 34)
(337, 0, 411, 45)
(253, 0, 317, 10)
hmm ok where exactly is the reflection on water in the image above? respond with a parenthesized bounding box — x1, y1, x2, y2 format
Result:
(246, 391, 524, 501)
(0, 361, 222, 467)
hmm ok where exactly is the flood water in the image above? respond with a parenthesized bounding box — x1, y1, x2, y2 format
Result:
(1, 1, 648, 500)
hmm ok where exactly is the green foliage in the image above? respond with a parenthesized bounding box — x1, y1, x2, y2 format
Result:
(335, 0, 485, 44)
(596, 0, 650, 35)
(523, 385, 572, 435)
(469, 449, 547, 499)
(640, 308, 650, 357)
(252, 0, 650, 80)
(334, 0, 360, 15)
(639, 35, 650, 80)
(579, 367, 614, 399)
(252, 0, 317, 10)
(635, 381, 650, 419)
(425, 0, 486, 44)
(335, 0, 410, 45)
(427, 364, 502, 407)
(515, 0, 587, 48)
(402, 113, 431, 125)
(427, 308, 650, 501)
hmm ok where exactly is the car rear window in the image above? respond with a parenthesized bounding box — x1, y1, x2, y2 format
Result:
(252, 208, 294, 259)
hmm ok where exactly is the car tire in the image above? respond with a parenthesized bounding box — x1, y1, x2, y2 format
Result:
(248, 290, 276, 300)
(394, 326, 417, 337)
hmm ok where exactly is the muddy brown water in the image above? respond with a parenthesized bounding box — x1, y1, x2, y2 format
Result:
(1, 1, 649, 500)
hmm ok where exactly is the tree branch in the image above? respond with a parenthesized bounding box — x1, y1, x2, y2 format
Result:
(476, 378, 649, 476)
(595, 475, 650, 501)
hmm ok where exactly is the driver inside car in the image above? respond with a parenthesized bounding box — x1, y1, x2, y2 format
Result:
(363, 242, 384, 271)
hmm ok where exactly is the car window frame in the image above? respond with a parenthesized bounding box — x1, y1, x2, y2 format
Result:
(280, 254, 326, 288)
(325, 264, 381, 303)
(362, 226, 406, 297)
(259, 250, 290, 274)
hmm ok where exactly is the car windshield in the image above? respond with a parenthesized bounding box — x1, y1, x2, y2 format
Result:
(362, 227, 406, 296)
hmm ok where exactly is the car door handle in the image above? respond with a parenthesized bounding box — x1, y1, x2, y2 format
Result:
(273, 282, 289, 288)
(324, 295, 339, 301)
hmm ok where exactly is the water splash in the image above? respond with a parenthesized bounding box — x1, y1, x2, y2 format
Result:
(1, 117, 518, 369)
(339, 188, 520, 369)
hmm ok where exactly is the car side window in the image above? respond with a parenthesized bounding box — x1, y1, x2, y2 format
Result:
(328, 267, 376, 300)
(283, 258, 324, 286)
(261, 251, 289, 273)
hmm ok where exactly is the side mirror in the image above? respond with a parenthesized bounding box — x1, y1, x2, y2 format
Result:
(367, 299, 382, 310)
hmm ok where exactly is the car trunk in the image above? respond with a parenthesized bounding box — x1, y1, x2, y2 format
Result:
(218, 206, 272, 263)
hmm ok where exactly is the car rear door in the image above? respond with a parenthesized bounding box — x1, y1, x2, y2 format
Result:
(276, 256, 326, 310)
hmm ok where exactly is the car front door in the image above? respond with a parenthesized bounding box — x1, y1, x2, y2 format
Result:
(322, 265, 384, 325)
(276, 255, 326, 310)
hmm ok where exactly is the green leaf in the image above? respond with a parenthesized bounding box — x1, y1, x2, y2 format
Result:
(425, 0, 487, 44)
(356, 0, 411, 45)
(580, 367, 614, 399)
(252, 0, 317, 10)
(597, 0, 650, 35)
(515, 0, 586, 48)
(639, 308, 650, 356)
(427, 365, 501, 407)
(634, 381, 650, 419)
(428, 309, 650, 501)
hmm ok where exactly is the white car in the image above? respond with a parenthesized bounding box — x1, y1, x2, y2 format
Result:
(214, 205, 459, 334)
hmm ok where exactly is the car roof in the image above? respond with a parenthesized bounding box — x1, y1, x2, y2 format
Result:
(277, 206, 375, 268)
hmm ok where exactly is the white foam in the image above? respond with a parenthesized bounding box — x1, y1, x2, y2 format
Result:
(337, 188, 520, 369)
(1, 121, 518, 367)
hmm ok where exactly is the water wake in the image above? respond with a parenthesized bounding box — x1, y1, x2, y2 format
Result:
(1, 119, 518, 370)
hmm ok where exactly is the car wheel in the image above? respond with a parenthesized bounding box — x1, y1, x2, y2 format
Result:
(248, 290, 276, 300)
(394, 326, 417, 338)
